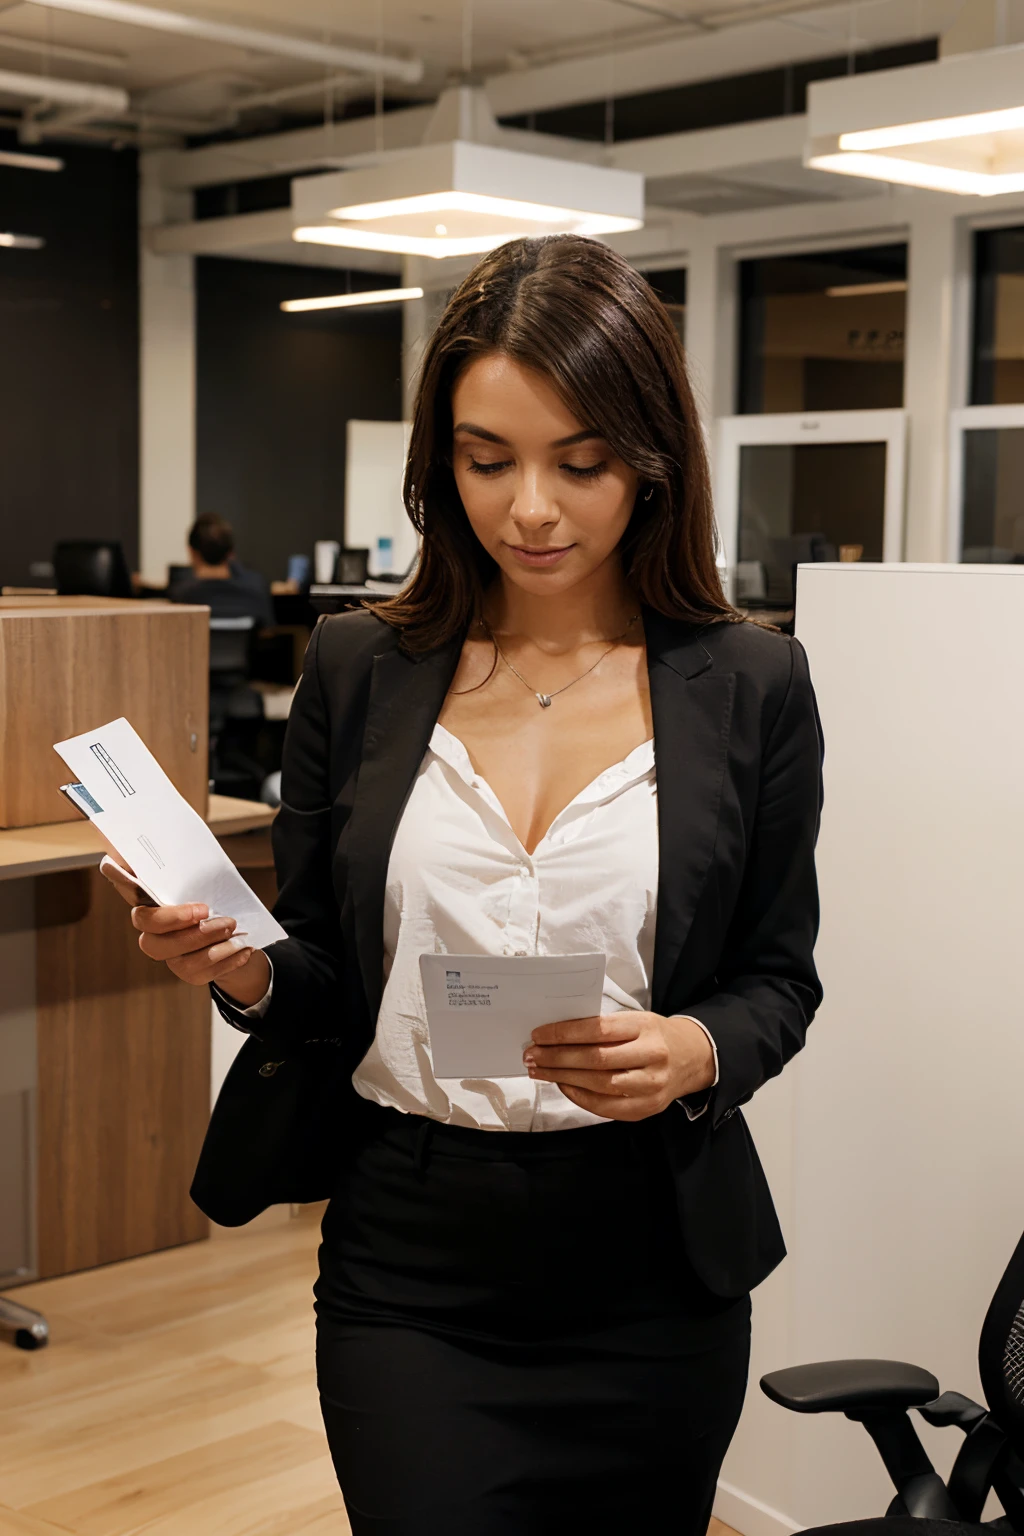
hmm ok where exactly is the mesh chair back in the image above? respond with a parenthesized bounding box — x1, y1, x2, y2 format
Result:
(209, 616, 255, 675)
(979, 1226, 1024, 1460)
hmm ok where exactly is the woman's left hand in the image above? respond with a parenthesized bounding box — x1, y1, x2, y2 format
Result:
(523, 1012, 716, 1121)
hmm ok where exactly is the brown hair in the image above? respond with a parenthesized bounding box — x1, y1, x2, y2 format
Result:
(375, 233, 735, 650)
(189, 513, 235, 566)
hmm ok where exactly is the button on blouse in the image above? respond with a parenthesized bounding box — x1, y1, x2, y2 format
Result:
(350, 723, 660, 1132)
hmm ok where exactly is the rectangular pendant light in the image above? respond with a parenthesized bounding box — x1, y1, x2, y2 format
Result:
(292, 141, 644, 260)
(281, 285, 424, 313)
(0, 232, 44, 248)
(806, 45, 1024, 198)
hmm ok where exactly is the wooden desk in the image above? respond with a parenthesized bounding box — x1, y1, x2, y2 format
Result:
(0, 793, 275, 879)
(0, 798, 278, 1286)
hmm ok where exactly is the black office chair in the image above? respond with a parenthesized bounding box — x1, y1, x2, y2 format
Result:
(208, 617, 265, 798)
(0, 1295, 48, 1350)
(760, 1226, 1024, 1536)
(53, 540, 133, 598)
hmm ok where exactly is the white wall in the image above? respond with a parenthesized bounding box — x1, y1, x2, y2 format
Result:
(716, 563, 1024, 1534)
(139, 151, 196, 586)
(344, 419, 417, 577)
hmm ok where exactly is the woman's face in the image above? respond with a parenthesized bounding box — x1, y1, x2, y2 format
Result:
(451, 352, 640, 598)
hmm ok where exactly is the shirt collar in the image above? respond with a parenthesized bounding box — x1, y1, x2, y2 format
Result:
(428, 723, 654, 806)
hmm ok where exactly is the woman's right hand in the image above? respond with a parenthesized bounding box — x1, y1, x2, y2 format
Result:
(100, 859, 271, 1007)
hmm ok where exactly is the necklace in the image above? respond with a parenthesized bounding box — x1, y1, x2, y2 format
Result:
(481, 613, 640, 709)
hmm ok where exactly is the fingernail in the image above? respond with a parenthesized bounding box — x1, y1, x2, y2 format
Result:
(527, 1066, 538, 1078)
(199, 916, 233, 934)
(523, 1051, 535, 1065)
(192, 904, 209, 921)
(223, 936, 250, 954)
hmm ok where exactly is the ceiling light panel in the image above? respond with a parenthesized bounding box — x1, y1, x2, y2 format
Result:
(806, 44, 1024, 197)
(293, 141, 643, 261)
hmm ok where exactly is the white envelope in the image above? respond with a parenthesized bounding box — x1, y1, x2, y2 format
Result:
(419, 952, 606, 1079)
(53, 716, 286, 952)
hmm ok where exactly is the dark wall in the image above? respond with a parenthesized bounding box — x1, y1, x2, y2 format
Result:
(195, 258, 403, 582)
(0, 134, 139, 587)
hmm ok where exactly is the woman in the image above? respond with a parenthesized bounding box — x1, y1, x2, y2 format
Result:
(105, 234, 823, 1536)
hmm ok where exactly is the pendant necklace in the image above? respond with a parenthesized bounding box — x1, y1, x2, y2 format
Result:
(481, 613, 640, 709)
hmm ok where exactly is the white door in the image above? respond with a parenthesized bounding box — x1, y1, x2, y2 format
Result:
(714, 409, 907, 607)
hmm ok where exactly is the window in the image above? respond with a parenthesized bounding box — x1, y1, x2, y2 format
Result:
(971, 226, 1024, 405)
(737, 244, 907, 414)
(950, 228, 1024, 561)
(645, 267, 686, 347)
(957, 424, 1024, 562)
(716, 411, 906, 610)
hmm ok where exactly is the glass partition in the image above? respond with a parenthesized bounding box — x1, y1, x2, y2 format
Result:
(737, 441, 887, 605)
(950, 227, 1024, 560)
(959, 426, 1024, 562)
(646, 267, 687, 347)
(738, 244, 907, 414)
(971, 226, 1024, 405)
(715, 410, 906, 610)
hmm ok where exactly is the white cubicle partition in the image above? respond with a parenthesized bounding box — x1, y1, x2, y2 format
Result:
(717, 564, 1024, 1536)
(344, 419, 416, 577)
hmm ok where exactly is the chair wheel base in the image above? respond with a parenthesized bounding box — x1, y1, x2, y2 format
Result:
(15, 1327, 47, 1350)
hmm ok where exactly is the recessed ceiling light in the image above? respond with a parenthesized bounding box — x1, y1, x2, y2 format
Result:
(0, 150, 63, 172)
(825, 280, 908, 298)
(281, 286, 424, 313)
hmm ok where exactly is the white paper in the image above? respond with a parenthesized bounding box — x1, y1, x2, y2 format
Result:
(53, 716, 286, 951)
(419, 952, 606, 1079)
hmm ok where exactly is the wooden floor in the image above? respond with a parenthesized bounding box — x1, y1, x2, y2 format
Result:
(0, 1208, 741, 1536)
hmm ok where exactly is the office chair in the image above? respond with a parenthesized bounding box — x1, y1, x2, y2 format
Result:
(0, 1294, 48, 1350)
(760, 1225, 1024, 1536)
(208, 617, 265, 798)
(53, 540, 133, 599)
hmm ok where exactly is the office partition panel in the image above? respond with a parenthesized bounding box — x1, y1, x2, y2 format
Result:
(717, 564, 1024, 1536)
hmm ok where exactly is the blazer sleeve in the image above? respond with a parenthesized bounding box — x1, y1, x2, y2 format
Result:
(212, 616, 344, 1050)
(686, 636, 824, 1128)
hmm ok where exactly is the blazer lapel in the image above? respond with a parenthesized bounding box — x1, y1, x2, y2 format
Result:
(346, 636, 462, 1020)
(646, 611, 736, 1013)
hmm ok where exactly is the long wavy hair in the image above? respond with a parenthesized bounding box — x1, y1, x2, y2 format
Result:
(374, 233, 735, 650)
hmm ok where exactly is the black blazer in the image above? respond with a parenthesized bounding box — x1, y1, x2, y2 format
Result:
(195, 606, 823, 1298)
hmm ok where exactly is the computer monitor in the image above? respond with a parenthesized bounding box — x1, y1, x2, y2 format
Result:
(53, 541, 133, 599)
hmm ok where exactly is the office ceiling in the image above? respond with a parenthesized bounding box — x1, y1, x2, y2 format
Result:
(0, 0, 965, 138)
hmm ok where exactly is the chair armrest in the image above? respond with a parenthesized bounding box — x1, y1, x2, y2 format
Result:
(918, 1391, 987, 1431)
(761, 1360, 940, 1414)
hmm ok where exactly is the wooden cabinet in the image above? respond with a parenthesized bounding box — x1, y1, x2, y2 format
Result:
(0, 594, 281, 1284)
(0, 597, 208, 828)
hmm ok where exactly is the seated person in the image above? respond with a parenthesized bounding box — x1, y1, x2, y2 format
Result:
(169, 514, 274, 629)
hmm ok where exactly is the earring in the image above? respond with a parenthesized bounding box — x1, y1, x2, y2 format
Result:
(643, 485, 655, 502)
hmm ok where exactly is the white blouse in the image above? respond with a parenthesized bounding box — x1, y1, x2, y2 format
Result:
(353, 723, 657, 1132)
(234, 722, 717, 1131)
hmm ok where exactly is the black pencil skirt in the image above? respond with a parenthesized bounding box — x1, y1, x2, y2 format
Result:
(315, 1104, 751, 1536)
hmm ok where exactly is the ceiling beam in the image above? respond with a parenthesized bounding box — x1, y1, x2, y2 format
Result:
(158, 107, 436, 189)
(484, 0, 944, 117)
(610, 113, 808, 177)
(24, 0, 424, 82)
